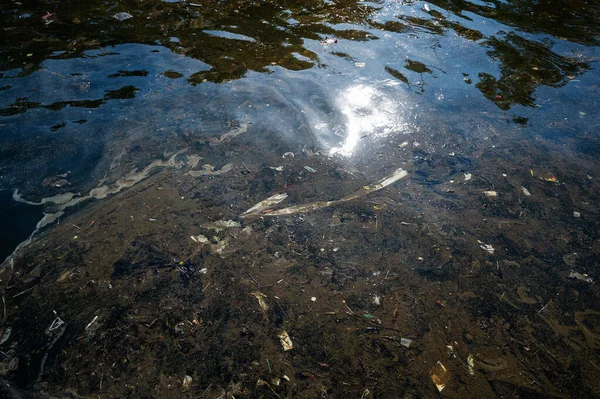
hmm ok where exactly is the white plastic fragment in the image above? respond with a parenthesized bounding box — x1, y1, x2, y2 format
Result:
(478, 240, 495, 255)
(85, 315, 99, 331)
(573, 211, 581, 218)
(251, 292, 269, 311)
(242, 193, 289, 216)
(484, 191, 498, 197)
(521, 187, 531, 196)
(191, 235, 209, 244)
(467, 354, 475, 375)
(113, 12, 133, 21)
(183, 375, 193, 389)
(354, 62, 366, 68)
(569, 271, 593, 283)
(400, 337, 412, 348)
(278, 330, 293, 351)
(464, 173, 472, 181)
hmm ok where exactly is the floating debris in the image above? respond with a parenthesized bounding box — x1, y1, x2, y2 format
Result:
(430, 361, 449, 392)
(521, 187, 531, 196)
(278, 330, 293, 351)
(400, 338, 412, 348)
(354, 62, 366, 68)
(304, 166, 317, 173)
(467, 354, 475, 375)
(269, 166, 284, 172)
(573, 211, 581, 218)
(282, 152, 294, 159)
(113, 12, 133, 21)
(423, 4, 431, 13)
(182, 375, 193, 390)
(201, 220, 241, 232)
(190, 235, 209, 244)
(478, 240, 495, 255)
(251, 292, 269, 311)
(85, 316, 99, 331)
(569, 271, 593, 283)
(484, 191, 498, 197)
(0, 327, 12, 345)
(209, 123, 248, 144)
(47, 316, 65, 333)
(464, 173, 472, 181)
(540, 175, 559, 183)
(242, 193, 289, 217)
(244, 168, 408, 217)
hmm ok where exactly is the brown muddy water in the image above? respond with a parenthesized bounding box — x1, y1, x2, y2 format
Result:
(0, 0, 600, 398)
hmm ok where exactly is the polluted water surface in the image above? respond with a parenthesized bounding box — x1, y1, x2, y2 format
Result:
(0, 0, 600, 398)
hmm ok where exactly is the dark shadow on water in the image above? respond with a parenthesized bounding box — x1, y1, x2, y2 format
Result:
(0, 190, 43, 262)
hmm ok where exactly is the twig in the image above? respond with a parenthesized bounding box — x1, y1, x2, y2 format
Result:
(200, 383, 212, 397)
(12, 286, 34, 298)
(247, 273, 260, 288)
(1, 295, 6, 325)
(145, 318, 157, 328)
(538, 299, 553, 314)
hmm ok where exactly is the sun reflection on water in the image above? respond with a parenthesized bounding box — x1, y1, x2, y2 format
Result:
(329, 82, 410, 156)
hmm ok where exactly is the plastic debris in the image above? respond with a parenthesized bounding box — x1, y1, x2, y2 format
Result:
(569, 271, 593, 283)
(423, 4, 431, 13)
(113, 12, 133, 21)
(467, 354, 475, 375)
(47, 316, 65, 333)
(282, 152, 294, 159)
(278, 330, 293, 351)
(251, 292, 269, 311)
(201, 220, 241, 232)
(85, 316, 99, 331)
(354, 62, 366, 68)
(464, 173, 472, 181)
(183, 375, 193, 390)
(242, 193, 289, 217)
(191, 235, 209, 244)
(521, 187, 531, 196)
(269, 166, 284, 172)
(540, 175, 559, 183)
(304, 166, 317, 173)
(484, 190, 498, 197)
(573, 211, 581, 218)
(430, 361, 449, 392)
(0, 327, 12, 345)
(478, 240, 495, 255)
(400, 337, 412, 348)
